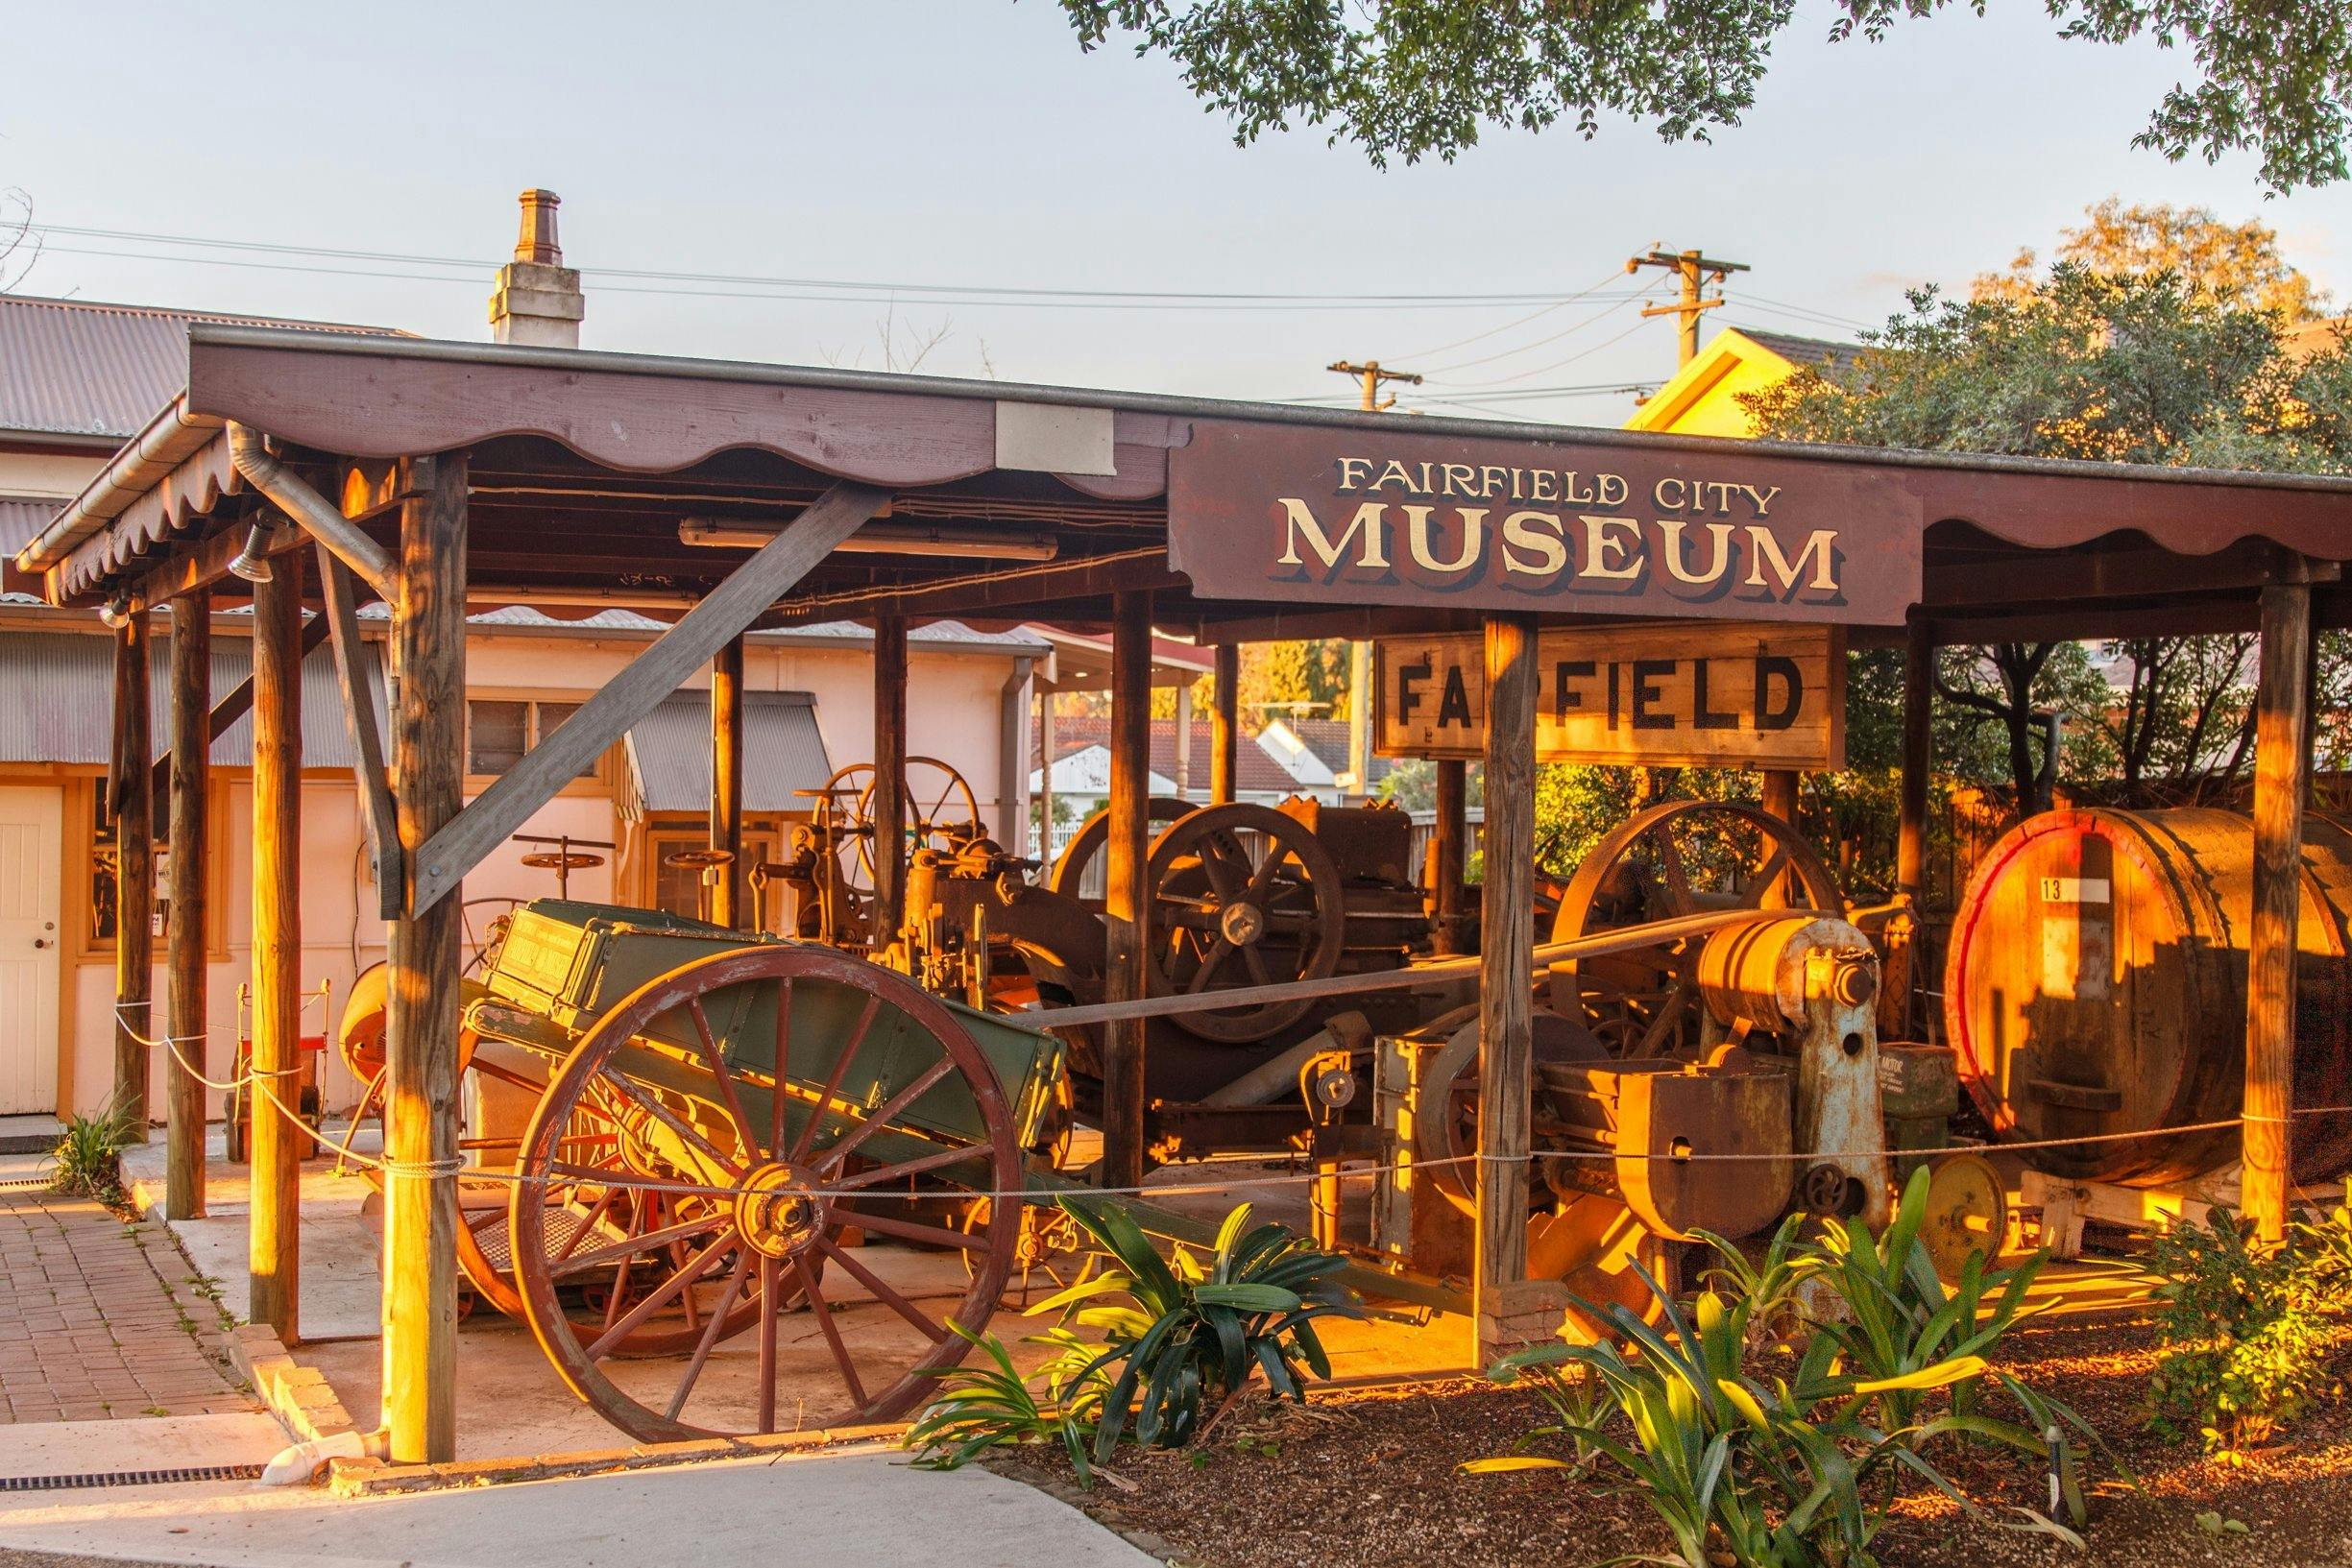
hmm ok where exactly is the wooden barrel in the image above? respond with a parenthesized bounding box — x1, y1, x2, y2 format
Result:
(1944, 808, 2352, 1187)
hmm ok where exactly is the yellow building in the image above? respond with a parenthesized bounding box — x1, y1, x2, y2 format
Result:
(1622, 325, 1860, 437)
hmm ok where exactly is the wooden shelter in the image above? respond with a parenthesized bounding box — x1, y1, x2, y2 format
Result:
(18, 325, 2352, 1459)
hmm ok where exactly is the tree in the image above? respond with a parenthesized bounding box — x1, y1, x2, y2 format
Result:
(1746, 253, 2352, 808)
(1055, 1, 2352, 191)
(1976, 199, 2328, 322)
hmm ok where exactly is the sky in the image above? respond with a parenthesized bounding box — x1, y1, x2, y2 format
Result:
(6, 1, 2349, 425)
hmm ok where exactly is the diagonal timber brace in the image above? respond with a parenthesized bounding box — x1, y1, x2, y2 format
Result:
(137, 611, 331, 821)
(317, 545, 402, 920)
(404, 480, 892, 916)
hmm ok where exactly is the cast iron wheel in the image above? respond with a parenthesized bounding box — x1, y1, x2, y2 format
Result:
(511, 944, 1022, 1441)
(1143, 803, 1346, 1044)
(1550, 801, 1843, 1058)
(1049, 797, 1198, 904)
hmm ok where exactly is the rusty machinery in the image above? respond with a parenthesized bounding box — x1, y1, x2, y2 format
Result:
(326, 784, 2003, 1436)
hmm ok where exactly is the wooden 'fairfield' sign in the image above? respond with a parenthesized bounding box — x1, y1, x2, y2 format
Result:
(1166, 422, 1923, 625)
(1375, 623, 1847, 769)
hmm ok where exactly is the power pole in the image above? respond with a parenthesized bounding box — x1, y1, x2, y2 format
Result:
(1627, 248, 1750, 368)
(1328, 357, 1420, 801)
(1329, 359, 1422, 412)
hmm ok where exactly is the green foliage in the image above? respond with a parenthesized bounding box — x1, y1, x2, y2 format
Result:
(907, 1320, 1113, 1484)
(1478, 1170, 2103, 1567)
(1056, 1, 2352, 191)
(1035, 1197, 1359, 1461)
(2144, 1205, 2352, 1459)
(1749, 253, 2352, 811)
(47, 1099, 137, 1203)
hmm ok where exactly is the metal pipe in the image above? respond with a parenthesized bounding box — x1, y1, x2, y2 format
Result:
(226, 423, 396, 599)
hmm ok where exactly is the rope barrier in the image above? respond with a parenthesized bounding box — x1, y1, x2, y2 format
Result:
(107, 1002, 2352, 1210)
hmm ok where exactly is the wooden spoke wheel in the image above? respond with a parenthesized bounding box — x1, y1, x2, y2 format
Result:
(511, 944, 1023, 1442)
(855, 756, 985, 875)
(1049, 797, 1198, 904)
(1144, 804, 1346, 1044)
(1550, 802, 1843, 1058)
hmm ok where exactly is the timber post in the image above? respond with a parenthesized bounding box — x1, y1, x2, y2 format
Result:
(2244, 579, 2313, 1242)
(1038, 689, 1056, 863)
(1432, 759, 1467, 955)
(1103, 590, 1153, 1189)
(1210, 643, 1239, 806)
(1475, 612, 1539, 1359)
(110, 609, 154, 1137)
(248, 557, 303, 1339)
(711, 634, 746, 929)
(384, 453, 469, 1461)
(1758, 768, 1800, 910)
(165, 592, 211, 1219)
(872, 614, 908, 953)
(1897, 613, 1932, 902)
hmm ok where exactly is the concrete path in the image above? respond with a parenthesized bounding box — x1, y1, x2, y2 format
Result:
(0, 1449, 1160, 1568)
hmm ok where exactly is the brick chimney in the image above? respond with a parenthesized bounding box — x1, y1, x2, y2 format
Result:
(488, 189, 584, 348)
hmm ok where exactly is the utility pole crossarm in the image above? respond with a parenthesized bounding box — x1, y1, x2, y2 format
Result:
(1329, 358, 1423, 413)
(1627, 248, 1751, 369)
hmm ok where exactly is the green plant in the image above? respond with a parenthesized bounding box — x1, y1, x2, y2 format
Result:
(1769, 1169, 2107, 1510)
(1475, 1170, 2106, 1567)
(905, 1321, 1111, 1484)
(1488, 1266, 1995, 1568)
(46, 1098, 138, 1202)
(2144, 1204, 2352, 1459)
(1036, 1197, 1358, 1461)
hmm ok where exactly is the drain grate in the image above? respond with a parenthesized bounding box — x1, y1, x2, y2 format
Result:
(0, 1463, 266, 1491)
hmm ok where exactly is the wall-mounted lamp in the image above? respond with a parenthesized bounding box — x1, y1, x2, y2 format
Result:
(226, 521, 277, 584)
(678, 518, 1058, 563)
(98, 591, 132, 629)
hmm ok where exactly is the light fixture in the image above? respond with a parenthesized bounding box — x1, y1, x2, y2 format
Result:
(679, 518, 1058, 563)
(98, 591, 131, 629)
(226, 521, 276, 584)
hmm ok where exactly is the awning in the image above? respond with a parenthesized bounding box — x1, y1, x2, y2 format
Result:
(622, 690, 831, 815)
(0, 624, 381, 767)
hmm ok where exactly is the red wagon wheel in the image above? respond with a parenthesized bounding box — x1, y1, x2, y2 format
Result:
(511, 945, 1023, 1441)
(1550, 801, 1842, 1058)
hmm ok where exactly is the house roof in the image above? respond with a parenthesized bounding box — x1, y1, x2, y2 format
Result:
(1276, 717, 1395, 785)
(1038, 714, 1302, 794)
(0, 294, 403, 442)
(0, 625, 380, 768)
(1724, 325, 1865, 373)
(623, 690, 832, 814)
(0, 495, 55, 560)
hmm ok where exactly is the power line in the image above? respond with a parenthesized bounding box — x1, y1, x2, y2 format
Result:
(1394, 266, 1632, 362)
(1416, 285, 1658, 378)
(1429, 314, 1659, 391)
(26, 223, 1655, 309)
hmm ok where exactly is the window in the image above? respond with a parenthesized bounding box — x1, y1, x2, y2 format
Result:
(468, 698, 596, 780)
(87, 785, 164, 949)
(647, 825, 783, 927)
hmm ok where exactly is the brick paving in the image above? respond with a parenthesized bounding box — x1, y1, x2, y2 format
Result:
(0, 1190, 254, 1424)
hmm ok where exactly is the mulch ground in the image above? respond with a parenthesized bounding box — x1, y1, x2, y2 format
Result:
(982, 1310, 2352, 1567)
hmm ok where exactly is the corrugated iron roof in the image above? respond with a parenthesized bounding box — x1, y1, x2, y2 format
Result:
(624, 690, 830, 814)
(0, 626, 381, 767)
(0, 495, 57, 560)
(0, 294, 402, 441)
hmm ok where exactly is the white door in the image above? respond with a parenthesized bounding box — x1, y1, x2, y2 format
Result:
(0, 787, 62, 1115)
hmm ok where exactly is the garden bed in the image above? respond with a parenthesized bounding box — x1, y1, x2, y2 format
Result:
(982, 1310, 2352, 1568)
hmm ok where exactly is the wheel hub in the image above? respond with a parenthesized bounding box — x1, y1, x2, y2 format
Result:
(735, 1162, 830, 1258)
(1219, 902, 1267, 946)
